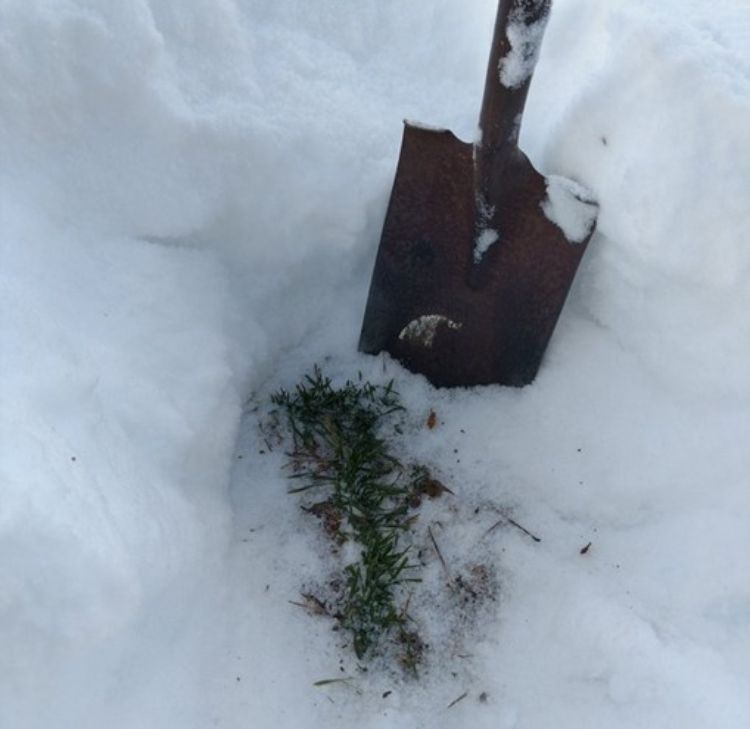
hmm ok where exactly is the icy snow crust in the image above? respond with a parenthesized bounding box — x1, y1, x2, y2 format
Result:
(2, 0, 750, 727)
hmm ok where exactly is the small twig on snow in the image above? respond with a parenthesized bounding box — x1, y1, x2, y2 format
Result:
(428, 525, 450, 577)
(447, 691, 469, 709)
(484, 516, 542, 543)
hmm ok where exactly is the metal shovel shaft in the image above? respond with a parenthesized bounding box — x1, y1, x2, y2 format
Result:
(479, 0, 550, 151)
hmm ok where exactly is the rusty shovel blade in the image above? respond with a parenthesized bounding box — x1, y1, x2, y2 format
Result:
(359, 0, 598, 387)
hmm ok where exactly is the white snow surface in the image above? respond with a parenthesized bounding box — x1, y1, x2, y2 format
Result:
(2, 0, 750, 728)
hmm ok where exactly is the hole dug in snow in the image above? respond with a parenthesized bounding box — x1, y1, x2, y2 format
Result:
(261, 366, 510, 683)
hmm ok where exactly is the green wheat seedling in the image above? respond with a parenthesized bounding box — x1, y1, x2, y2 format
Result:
(272, 367, 425, 666)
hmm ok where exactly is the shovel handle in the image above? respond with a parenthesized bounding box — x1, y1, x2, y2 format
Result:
(478, 0, 551, 155)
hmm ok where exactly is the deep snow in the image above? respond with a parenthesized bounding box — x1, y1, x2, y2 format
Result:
(1, 0, 749, 727)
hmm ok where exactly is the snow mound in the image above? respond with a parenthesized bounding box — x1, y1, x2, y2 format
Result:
(526, 0, 750, 397)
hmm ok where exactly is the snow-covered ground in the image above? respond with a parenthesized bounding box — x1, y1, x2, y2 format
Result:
(2, 0, 749, 727)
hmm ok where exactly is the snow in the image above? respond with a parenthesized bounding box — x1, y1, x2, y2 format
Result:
(473, 227, 500, 262)
(474, 193, 498, 262)
(498, 3, 551, 89)
(541, 175, 598, 243)
(399, 314, 463, 347)
(2, 0, 750, 728)
(404, 119, 449, 133)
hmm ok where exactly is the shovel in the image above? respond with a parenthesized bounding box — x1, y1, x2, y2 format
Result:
(359, 0, 598, 387)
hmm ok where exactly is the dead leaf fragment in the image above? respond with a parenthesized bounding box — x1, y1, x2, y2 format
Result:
(422, 477, 451, 499)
